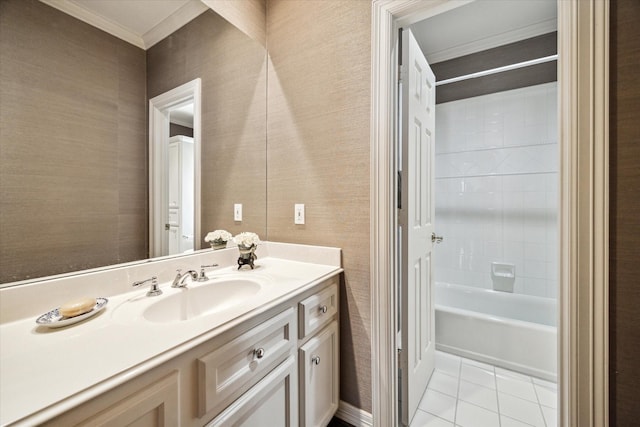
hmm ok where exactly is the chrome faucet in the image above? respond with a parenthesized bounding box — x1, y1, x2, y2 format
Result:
(172, 269, 198, 288)
(133, 276, 162, 297)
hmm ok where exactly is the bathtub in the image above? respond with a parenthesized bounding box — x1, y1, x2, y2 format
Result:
(435, 282, 557, 381)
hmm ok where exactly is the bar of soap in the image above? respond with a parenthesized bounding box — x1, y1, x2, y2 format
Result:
(59, 297, 97, 318)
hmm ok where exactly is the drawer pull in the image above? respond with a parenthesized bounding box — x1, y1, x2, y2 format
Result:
(319, 305, 328, 314)
(254, 348, 265, 359)
(312, 356, 321, 366)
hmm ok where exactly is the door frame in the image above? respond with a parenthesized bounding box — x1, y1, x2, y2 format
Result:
(149, 78, 202, 257)
(370, 1, 609, 426)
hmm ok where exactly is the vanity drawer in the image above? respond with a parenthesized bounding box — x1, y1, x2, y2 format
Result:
(298, 281, 338, 339)
(197, 307, 296, 418)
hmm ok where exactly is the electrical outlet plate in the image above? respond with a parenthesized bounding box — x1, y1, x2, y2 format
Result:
(234, 204, 242, 221)
(294, 204, 305, 225)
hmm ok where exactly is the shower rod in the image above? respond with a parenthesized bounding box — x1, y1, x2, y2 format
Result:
(435, 54, 558, 87)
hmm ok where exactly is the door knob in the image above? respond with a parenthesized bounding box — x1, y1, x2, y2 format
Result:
(432, 233, 443, 244)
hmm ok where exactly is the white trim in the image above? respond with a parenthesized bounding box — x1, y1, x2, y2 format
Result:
(39, 0, 145, 48)
(38, 0, 208, 50)
(425, 18, 558, 63)
(170, 117, 195, 129)
(370, 1, 609, 427)
(142, 1, 208, 49)
(149, 79, 202, 258)
(335, 401, 373, 427)
(558, 1, 609, 426)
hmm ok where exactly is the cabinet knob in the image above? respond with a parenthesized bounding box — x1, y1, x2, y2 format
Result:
(254, 348, 265, 359)
(312, 356, 321, 366)
(319, 305, 328, 314)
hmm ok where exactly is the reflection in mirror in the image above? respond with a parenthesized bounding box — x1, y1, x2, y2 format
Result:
(168, 102, 195, 256)
(0, 1, 267, 285)
(149, 79, 201, 258)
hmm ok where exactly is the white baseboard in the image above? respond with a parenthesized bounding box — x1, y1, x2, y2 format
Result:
(335, 400, 373, 427)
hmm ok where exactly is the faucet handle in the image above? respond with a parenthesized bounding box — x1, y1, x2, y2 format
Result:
(197, 264, 219, 282)
(132, 276, 157, 287)
(132, 276, 162, 297)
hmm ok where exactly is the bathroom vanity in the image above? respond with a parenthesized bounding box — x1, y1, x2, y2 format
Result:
(0, 243, 341, 427)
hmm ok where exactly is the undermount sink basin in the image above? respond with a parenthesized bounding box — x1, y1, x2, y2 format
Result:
(143, 279, 262, 323)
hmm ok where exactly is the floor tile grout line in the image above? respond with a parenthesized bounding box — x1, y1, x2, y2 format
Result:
(458, 395, 502, 414)
(453, 356, 462, 426)
(494, 364, 502, 427)
(427, 352, 558, 427)
(435, 367, 462, 381)
(501, 414, 538, 427)
(415, 408, 453, 426)
(532, 380, 549, 427)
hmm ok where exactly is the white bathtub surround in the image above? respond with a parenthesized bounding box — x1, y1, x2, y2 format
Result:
(435, 282, 557, 381)
(435, 82, 558, 299)
(409, 351, 557, 427)
(0, 242, 341, 426)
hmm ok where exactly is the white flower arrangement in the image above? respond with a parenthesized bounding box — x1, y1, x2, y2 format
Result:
(233, 232, 261, 249)
(204, 229, 232, 244)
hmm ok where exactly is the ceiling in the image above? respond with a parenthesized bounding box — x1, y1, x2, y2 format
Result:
(41, 0, 556, 61)
(39, 0, 209, 49)
(410, 0, 557, 63)
(170, 103, 195, 128)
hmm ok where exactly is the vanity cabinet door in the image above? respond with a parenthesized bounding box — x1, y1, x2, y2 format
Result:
(206, 356, 298, 427)
(198, 307, 296, 418)
(299, 321, 339, 427)
(75, 372, 179, 427)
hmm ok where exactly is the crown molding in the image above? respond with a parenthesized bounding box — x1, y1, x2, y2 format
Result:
(39, 0, 145, 48)
(170, 117, 194, 129)
(425, 18, 557, 63)
(143, 1, 208, 49)
(38, 0, 208, 50)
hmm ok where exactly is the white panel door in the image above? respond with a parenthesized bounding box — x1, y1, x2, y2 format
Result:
(167, 141, 180, 255)
(399, 28, 436, 426)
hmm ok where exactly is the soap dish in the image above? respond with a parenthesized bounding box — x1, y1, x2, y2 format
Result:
(36, 298, 108, 328)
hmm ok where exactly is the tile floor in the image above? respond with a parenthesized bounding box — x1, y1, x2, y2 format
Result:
(409, 351, 557, 427)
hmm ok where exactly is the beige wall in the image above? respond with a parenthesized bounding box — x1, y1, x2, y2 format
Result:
(0, 0, 147, 283)
(266, 0, 372, 411)
(146, 9, 267, 245)
(204, 0, 267, 46)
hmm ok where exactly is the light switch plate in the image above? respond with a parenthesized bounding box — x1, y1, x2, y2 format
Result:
(294, 204, 305, 225)
(234, 204, 242, 221)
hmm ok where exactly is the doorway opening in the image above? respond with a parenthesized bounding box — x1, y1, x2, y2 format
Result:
(372, 1, 609, 426)
(396, 2, 559, 425)
(149, 78, 202, 258)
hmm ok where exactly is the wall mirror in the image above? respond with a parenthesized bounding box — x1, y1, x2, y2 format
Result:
(0, 0, 267, 285)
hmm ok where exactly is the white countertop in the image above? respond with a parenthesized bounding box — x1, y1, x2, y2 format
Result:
(0, 256, 341, 426)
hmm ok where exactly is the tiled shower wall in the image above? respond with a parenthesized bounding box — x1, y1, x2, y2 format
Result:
(434, 82, 558, 298)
